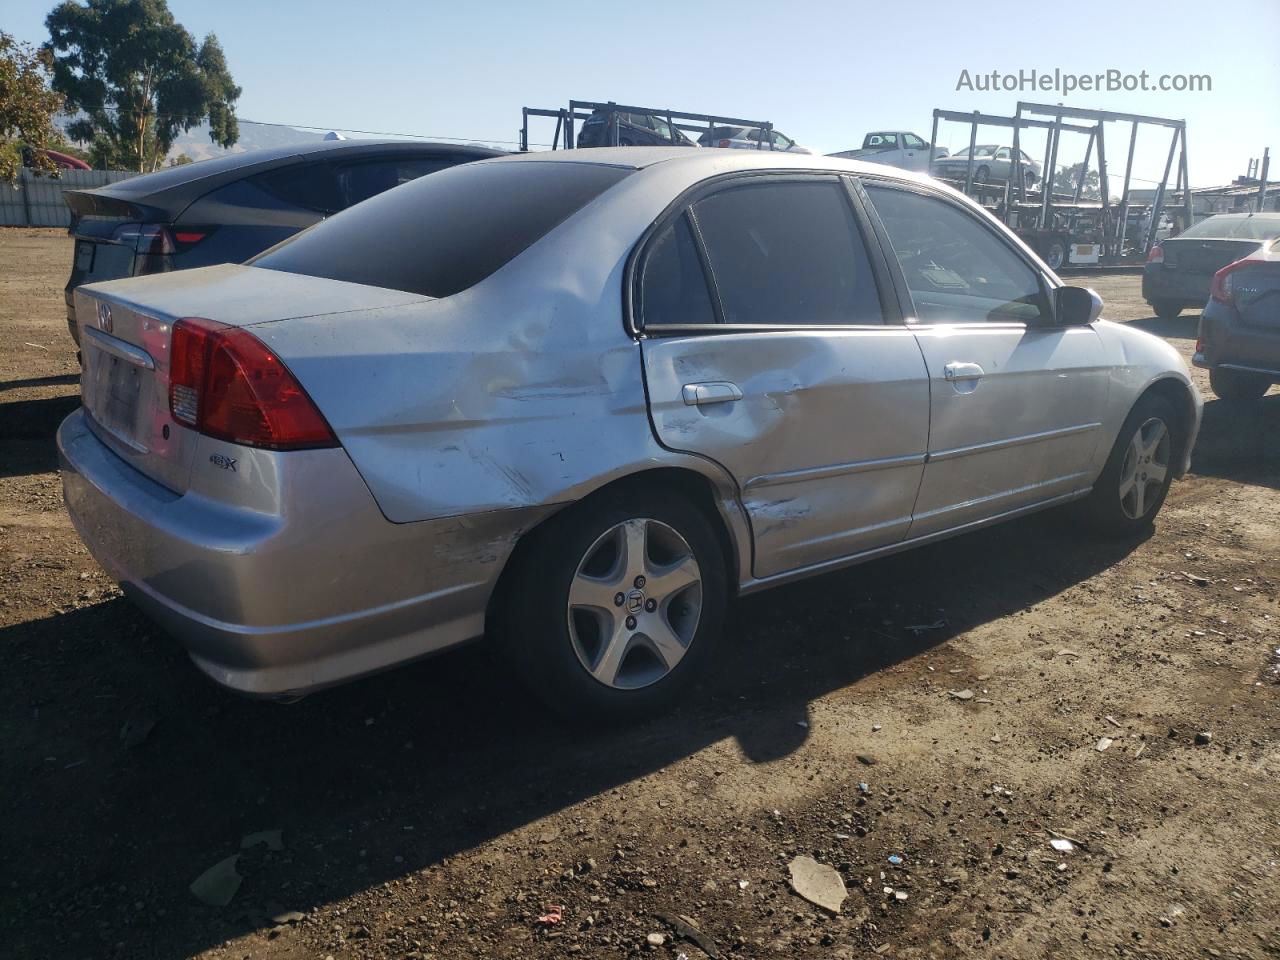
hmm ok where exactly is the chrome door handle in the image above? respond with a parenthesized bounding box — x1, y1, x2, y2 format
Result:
(943, 362, 985, 382)
(682, 381, 743, 406)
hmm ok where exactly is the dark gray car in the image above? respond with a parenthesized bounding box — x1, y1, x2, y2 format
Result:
(1194, 239, 1280, 401)
(1142, 212, 1280, 320)
(62, 139, 503, 343)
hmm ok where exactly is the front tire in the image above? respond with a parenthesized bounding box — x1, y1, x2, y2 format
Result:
(496, 487, 728, 722)
(1080, 394, 1180, 536)
(1210, 368, 1270, 402)
(1151, 300, 1182, 320)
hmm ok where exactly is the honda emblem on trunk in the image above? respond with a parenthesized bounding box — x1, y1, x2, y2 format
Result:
(96, 301, 113, 333)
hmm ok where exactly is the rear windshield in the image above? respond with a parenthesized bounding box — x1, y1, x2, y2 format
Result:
(251, 161, 632, 298)
(1178, 215, 1280, 241)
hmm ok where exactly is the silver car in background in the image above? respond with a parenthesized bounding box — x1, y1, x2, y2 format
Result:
(698, 125, 813, 153)
(932, 144, 1043, 186)
(59, 149, 1200, 719)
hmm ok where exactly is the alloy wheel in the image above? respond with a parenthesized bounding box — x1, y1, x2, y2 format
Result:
(1118, 417, 1170, 520)
(566, 518, 702, 690)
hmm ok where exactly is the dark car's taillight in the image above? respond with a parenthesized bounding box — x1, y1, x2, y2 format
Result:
(169, 316, 338, 451)
(1209, 256, 1259, 307)
(111, 223, 213, 275)
(1146, 244, 1164, 264)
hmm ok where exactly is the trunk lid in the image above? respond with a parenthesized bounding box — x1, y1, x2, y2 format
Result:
(74, 264, 431, 493)
(1233, 259, 1280, 329)
(1161, 237, 1262, 277)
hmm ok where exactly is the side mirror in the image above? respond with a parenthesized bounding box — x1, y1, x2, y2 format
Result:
(1054, 285, 1103, 326)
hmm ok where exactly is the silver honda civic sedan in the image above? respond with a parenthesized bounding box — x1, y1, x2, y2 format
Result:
(59, 148, 1201, 719)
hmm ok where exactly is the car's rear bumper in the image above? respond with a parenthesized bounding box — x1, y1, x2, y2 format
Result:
(58, 408, 546, 696)
(1194, 301, 1280, 378)
(1142, 264, 1211, 307)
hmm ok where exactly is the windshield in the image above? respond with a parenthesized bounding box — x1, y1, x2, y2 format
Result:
(251, 160, 633, 298)
(953, 145, 999, 159)
(1178, 215, 1280, 241)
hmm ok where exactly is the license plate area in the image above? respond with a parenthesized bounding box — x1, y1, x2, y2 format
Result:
(83, 337, 151, 453)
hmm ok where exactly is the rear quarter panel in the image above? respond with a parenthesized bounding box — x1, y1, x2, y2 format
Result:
(248, 159, 754, 547)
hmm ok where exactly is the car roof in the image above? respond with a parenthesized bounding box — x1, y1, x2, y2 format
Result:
(1201, 212, 1280, 220)
(73, 139, 506, 212)
(487, 147, 916, 179)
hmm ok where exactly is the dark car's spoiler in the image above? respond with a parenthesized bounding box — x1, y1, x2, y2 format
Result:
(60, 139, 506, 233)
(63, 189, 166, 223)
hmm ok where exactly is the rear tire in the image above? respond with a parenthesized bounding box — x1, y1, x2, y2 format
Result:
(1151, 300, 1182, 320)
(1080, 393, 1180, 537)
(495, 486, 728, 722)
(1210, 368, 1270, 402)
(974, 165, 990, 184)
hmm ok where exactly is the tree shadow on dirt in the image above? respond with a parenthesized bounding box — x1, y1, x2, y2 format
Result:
(1189, 393, 1280, 490)
(0, 507, 1145, 957)
(0, 394, 79, 478)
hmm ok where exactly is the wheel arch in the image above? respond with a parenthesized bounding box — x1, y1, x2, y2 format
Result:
(1135, 375, 1198, 477)
(484, 465, 751, 632)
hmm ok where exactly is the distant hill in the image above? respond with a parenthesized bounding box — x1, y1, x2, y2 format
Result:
(167, 121, 327, 162)
(53, 114, 328, 166)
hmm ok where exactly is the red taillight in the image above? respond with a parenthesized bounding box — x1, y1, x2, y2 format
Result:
(1209, 257, 1254, 306)
(168, 317, 337, 450)
(718, 139, 731, 148)
(1146, 244, 1164, 264)
(111, 224, 211, 273)
(172, 229, 210, 247)
(112, 222, 173, 252)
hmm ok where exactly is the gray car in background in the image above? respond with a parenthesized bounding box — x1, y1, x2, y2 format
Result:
(1194, 239, 1280, 401)
(62, 139, 503, 343)
(59, 149, 1200, 720)
(931, 144, 1042, 186)
(1143, 212, 1280, 320)
(698, 126, 813, 153)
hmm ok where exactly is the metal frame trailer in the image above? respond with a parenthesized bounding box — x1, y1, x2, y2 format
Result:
(928, 102, 1193, 262)
(520, 100, 773, 152)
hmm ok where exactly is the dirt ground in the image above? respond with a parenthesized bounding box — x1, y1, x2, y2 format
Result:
(2, 227, 1277, 960)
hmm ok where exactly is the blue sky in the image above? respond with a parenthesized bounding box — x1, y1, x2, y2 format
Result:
(8, 0, 1279, 188)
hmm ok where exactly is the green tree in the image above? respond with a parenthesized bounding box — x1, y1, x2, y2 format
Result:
(1052, 162, 1100, 199)
(44, 0, 240, 172)
(0, 31, 65, 184)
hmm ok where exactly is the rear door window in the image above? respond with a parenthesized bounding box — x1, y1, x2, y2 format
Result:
(641, 214, 716, 326)
(251, 160, 632, 298)
(333, 156, 458, 207)
(690, 180, 884, 326)
(865, 184, 1050, 324)
(254, 163, 342, 213)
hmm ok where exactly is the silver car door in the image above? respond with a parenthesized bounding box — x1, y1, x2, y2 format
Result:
(861, 181, 1109, 537)
(636, 176, 931, 580)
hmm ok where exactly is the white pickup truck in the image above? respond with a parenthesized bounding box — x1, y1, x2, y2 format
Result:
(829, 131, 949, 173)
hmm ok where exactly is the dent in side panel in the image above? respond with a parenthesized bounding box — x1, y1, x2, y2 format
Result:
(641, 329, 931, 578)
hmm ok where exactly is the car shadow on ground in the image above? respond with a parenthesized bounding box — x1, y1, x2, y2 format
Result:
(1125, 311, 1201, 341)
(0, 373, 80, 393)
(1190, 393, 1280, 490)
(1, 506, 1145, 957)
(0, 394, 79, 478)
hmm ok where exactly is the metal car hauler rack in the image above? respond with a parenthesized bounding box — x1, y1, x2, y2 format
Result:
(929, 104, 1193, 265)
(519, 100, 774, 152)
